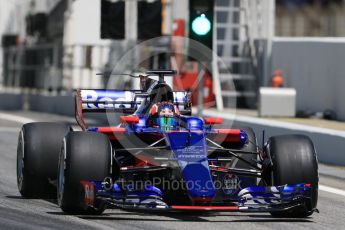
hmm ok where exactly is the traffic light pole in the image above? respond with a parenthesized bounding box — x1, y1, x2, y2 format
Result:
(197, 62, 205, 118)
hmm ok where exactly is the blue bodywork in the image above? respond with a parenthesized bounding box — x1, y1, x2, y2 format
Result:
(85, 119, 312, 212)
(80, 87, 313, 212)
(165, 131, 215, 200)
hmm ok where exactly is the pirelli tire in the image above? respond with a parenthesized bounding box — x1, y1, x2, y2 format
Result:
(17, 122, 71, 198)
(266, 134, 318, 218)
(57, 131, 114, 215)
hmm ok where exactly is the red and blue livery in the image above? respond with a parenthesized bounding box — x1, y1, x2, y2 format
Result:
(16, 70, 319, 218)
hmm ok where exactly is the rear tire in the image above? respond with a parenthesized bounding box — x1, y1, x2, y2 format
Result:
(57, 132, 113, 214)
(17, 122, 71, 198)
(266, 135, 318, 218)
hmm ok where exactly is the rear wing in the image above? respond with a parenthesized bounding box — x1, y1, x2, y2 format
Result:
(75, 89, 191, 130)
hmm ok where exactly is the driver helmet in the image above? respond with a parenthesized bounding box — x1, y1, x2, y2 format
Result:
(149, 102, 180, 130)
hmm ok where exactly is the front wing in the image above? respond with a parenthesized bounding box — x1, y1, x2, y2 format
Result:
(80, 181, 313, 213)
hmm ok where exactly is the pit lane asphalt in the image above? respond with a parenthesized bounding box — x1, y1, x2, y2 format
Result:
(0, 111, 344, 230)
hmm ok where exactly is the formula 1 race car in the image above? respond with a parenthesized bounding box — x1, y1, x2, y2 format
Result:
(16, 70, 318, 217)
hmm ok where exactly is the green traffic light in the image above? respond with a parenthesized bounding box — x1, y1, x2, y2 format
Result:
(191, 14, 211, 36)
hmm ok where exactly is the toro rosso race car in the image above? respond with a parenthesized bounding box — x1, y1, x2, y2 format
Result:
(16, 70, 318, 217)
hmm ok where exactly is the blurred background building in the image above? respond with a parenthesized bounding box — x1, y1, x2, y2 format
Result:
(276, 0, 345, 36)
(0, 0, 274, 107)
(1, 0, 345, 119)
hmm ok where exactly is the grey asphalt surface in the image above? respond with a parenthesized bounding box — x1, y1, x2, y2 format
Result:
(0, 111, 344, 230)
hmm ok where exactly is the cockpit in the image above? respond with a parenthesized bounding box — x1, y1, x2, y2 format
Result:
(135, 81, 175, 116)
(146, 102, 180, 131)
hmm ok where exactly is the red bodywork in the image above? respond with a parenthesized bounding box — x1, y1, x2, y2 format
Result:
(171, 205, 239, 211)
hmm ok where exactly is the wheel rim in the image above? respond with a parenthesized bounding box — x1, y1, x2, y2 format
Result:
(57, 142, 66, 207)
(17, 131, 24, 191)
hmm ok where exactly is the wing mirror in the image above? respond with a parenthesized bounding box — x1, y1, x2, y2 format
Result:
(120, 115, 139, 124)
(204, 117, 223, 125)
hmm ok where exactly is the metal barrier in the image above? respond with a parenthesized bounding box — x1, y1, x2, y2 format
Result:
(2, 44, 61, 90)
(1, 40, 171, 93)
(2, 43, 110, 92)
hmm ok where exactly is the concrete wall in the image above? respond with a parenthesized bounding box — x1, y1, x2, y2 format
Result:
(270, 37, 345, 120)
(0, 93, 73, 116)
(28, 94, 75, 117)
(0, 93, 23, 110)
(0, 93, 112, 124)
(204, 109, 345, 166)
(1, 92, 344, 166)
(232, 119, 345, 166)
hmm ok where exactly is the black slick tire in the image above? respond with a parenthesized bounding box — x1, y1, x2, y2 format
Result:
(17, 122, 71, 198)
(57, 132, 113, 215)
(266, 134, 318, 218)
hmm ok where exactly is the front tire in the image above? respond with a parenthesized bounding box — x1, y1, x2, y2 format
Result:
(57, 132, 113, 214)
(265, 134, 318, 218)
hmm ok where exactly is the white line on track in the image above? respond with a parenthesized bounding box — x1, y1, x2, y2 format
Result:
(0, 112, 36, 124)
(319, 185, 345, 197)
(1, 111, 345, 198)
(0, 127, 21, 132)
